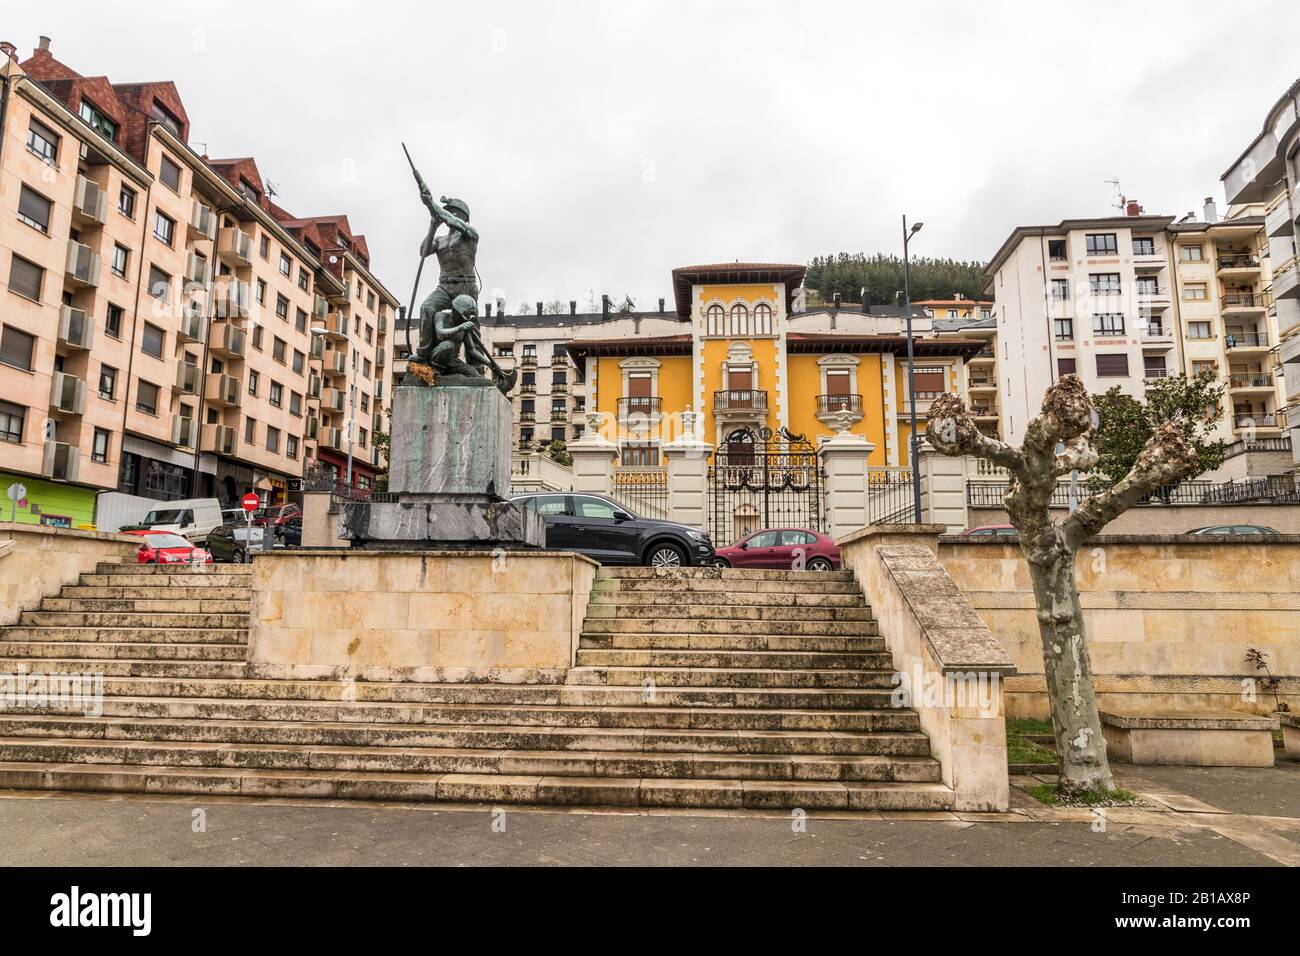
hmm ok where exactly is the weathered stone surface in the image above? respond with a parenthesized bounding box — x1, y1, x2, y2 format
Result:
(337, 497, 544, 548)
(1100, 711, 1276, 767)
(388, 386, 512, 497)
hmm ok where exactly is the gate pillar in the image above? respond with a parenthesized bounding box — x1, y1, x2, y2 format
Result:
(664, 411, 713, 531)
(822, 422, 875, 542)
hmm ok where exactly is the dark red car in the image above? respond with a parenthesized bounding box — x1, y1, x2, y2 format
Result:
(252, 502, 302, 538)
(713, 528, 841, 571)
(121, 529, 212, 565)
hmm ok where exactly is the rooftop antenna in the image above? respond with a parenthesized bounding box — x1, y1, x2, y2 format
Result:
(1105, 178, 1124, 210)
(265, 179, 281, 199)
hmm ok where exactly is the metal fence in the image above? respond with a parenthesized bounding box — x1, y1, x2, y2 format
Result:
(611, 468, 670, 520)
(967, 474, 1300, 509)
(867, 467, 916, 524)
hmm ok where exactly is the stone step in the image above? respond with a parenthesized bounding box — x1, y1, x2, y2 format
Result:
(17, 611, 249, 629)
(579, 633, 886, 652)
(0, 737, 943, 783)
(592, 578, 861, 595)
(0, 761, 956, 810)
(582, 619, 875, 637)
(0, 659, 250, 680)
(92, 563, 252, 576)
(0, 694, 921, 732)
(0, 641, 247, 661)
(567, 666, 897, 689)
(598, 568, 855, 583)
(573, 649, 895, 669)
(60, 585, 253, 601)
(39, 597, 251, 614)
(588, 590, 867, 608)
(583, 603, 873, 622)
(81, 573, 253, 589)
(0, 626, 248, 645)
(0, 715, 934, 756)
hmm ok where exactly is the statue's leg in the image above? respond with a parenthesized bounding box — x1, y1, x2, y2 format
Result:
(415, 287, 453, 362)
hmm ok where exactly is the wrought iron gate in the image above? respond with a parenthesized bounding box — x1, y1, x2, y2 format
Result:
(708, 426, 824, 546)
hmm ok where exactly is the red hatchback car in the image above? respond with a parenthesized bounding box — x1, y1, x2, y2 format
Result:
(122, 529, 212, 565)
(713, 528, 841, 571)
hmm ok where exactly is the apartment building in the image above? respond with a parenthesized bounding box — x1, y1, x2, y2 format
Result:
(0, 38, 394, 526)
(1221, 76, 1300, 472)
(923, 298, 999, 438)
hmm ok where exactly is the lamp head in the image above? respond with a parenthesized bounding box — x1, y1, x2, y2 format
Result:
(910, 222, 925, 235)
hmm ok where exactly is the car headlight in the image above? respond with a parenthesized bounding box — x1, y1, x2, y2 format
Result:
(687, 529, 711, 542)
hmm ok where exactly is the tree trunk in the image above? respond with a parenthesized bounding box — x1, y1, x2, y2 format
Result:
(1025, 547, 1114, 794)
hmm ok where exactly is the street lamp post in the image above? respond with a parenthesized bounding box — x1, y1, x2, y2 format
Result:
(902, 215, 924, 523)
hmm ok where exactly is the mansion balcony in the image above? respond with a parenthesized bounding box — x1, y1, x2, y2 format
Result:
(815, 393, 863, 427)
(713, 389, 768, 419)
(618, 396, 662, 425)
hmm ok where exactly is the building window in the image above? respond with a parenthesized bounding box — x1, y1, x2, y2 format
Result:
(289, 391, 302, 416)
(7, 255, 44, 301)
(159, 154, 182, 192)
(728, 303, 750, 336)
(266, 426, 280, 453)
(1095, 354, 1130, 377)
(292, 350, 305, 374)
(98, 364, 118, 400)
(298, 270, 309, 292)
(259, 235, 271, 259)
(1053, 318, 1074, 341)
(1092, 314, 1125, 336)
(287, 435, 299, 459)
(251, 325, 264, 350)
(295, 308, 307, 333)
(1133, 237, 1156, 256)
(1050, 279, 1069, 300)
(105, 303, 123, 338)
(363, 357, 372, 378)
(1089, 274, 1121, 295)
(153, 209, 176, 246)
(79, 99, 118, 141)
(1057, 358, 1077, 376)
(269, 382, 283, 408)
(1085, 233, 1118, 255)
(275, 294, 289, 321)
(118, 185, 137, 219)
(1179, 244, 1204, 262)
(365, 324, 374, 344)
(26, 118, 59, 164)
(141, 322, 165, 358)
(621, 443, 660, 467)
(705, 303, 725, 335)
(151, 100, 183, 138)
(1192, 360, 1218, 378)
(366, 291, 376, 310)
(244, 416, 256, 444)
(0, 400, 25, 443)
(358, 427, 368, 447)
(272, 338, 287, 364)
(91, 428, 110, 464)
(0, 325, 36, 371)
(17, 185, 52, 232)
(1187, 321, 1213, 339)
(112, 244, 130, 278)
(1183, 282, 1208, 301)
(248, 369, 259, 396)
(360, 393, 370, 413)
(1047, 239, 1067, 261)
(148, 265, 170, 300)
(754, 302, 773, 334)
(136, 380, 160, 415)
(279, 252, 291, 277)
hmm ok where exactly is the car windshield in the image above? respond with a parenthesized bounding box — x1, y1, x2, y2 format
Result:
(143, 509, 189, 524)
(140, 533, 192, 549)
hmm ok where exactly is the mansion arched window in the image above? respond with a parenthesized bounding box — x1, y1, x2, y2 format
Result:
(705, 303, 725, 336)
(753, 302, 773, 334)
(728, 304, 749, 336)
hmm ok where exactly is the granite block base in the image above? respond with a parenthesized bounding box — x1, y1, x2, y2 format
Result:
(338, 496, 545, 550)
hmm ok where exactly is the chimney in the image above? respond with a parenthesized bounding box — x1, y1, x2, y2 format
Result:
(601, 294, 611, 319)
(0, 42, 16, 62)
(860, 289, 871, 314)
(1203, 197, 1218, 223)
(484, 303, 492, 318)
(657, 297, 665, 315)
(496, 297, 505, 316)
(535, 301, 543, 316)
(1125, 199, 1142, 217)
(569, 300, 576, 315)
(832, 292, 842, 310)
(37, 35, 51, 52)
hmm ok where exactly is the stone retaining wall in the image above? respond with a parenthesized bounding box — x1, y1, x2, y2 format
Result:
(0, 523, 140, 625)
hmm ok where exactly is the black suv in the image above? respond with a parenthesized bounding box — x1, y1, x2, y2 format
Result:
(512, 493, 714, 566)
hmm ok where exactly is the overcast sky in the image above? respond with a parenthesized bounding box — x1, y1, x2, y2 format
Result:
(9, 1, 1300, 311)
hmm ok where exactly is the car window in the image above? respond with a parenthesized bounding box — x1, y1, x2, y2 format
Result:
(182, 510, 194, 524)
(527, 495, 568, 516)
(142, 533, 191, 548)
(1235, 526, 1263, 534)
(779, 531, 813, 546)
(575, 497, 618, 519)
(747, 531, 778, 548)
(997, 528, 1018, 536)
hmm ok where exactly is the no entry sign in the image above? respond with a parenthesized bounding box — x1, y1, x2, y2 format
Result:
(241, 493, 260, 513)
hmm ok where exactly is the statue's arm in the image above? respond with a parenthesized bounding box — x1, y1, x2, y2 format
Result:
(421, 192, 477, 240)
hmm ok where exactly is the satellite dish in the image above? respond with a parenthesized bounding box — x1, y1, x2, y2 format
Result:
(329, 255, 339, 264)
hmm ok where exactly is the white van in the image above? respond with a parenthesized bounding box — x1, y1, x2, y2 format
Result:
(130, 498, 224, 544)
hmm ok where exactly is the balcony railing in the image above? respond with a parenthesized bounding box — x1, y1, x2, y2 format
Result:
(816, 394, 862, 415)
(713, 389, 768, 415)
(1221, 291, 1271, 310)
(1216, 253, 1261, 271)
(520, 355, 537, 368)
(1143, 368, 1172, 380)
(1229, 374, 1274, 389)
(57, 306, 94, 351)
(1225, 332, 1269, 348)
(1234, 412, 1283, 429)
(618, 396, 661, 418)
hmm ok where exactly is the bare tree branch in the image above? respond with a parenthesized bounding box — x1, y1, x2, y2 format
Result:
(1062, 421, 1200, 549)
(924, 394, 1025, 475)
(1052, 435, 1099, 478)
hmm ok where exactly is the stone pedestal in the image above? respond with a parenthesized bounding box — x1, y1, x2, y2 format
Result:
(340, 385, 545, 549)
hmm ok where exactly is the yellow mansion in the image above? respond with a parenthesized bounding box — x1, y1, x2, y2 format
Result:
(566, 263, 986, 468)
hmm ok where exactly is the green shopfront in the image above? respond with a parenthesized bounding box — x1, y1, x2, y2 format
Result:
(0, 472, 98, 529)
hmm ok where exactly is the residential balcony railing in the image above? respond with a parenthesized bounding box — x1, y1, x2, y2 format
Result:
(816, 394, 863, 415)
(1142, 368, 1172, 380)
(713, 389, 769, 415)
(1221, 291, 1272, 311)
(1229, 374, 1275, 389)
(1225, 331, 1269, 349)
(520, 355, 538, 368)
(618, 397, 661, 419)
(1234, 412, 1283, 429)
(1216, 253, 1261, 271)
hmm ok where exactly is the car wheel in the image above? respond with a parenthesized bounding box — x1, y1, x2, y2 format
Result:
(712, 557, 731, 568)
(647, 543, 687, 567)
(807, 557, 834, 572)
(233, 547, 247, 564)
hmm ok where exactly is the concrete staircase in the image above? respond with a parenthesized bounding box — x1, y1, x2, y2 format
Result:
(0, 563, 953, 811)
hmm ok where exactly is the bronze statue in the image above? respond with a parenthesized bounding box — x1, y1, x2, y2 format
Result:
(402, 145, 514, 393)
